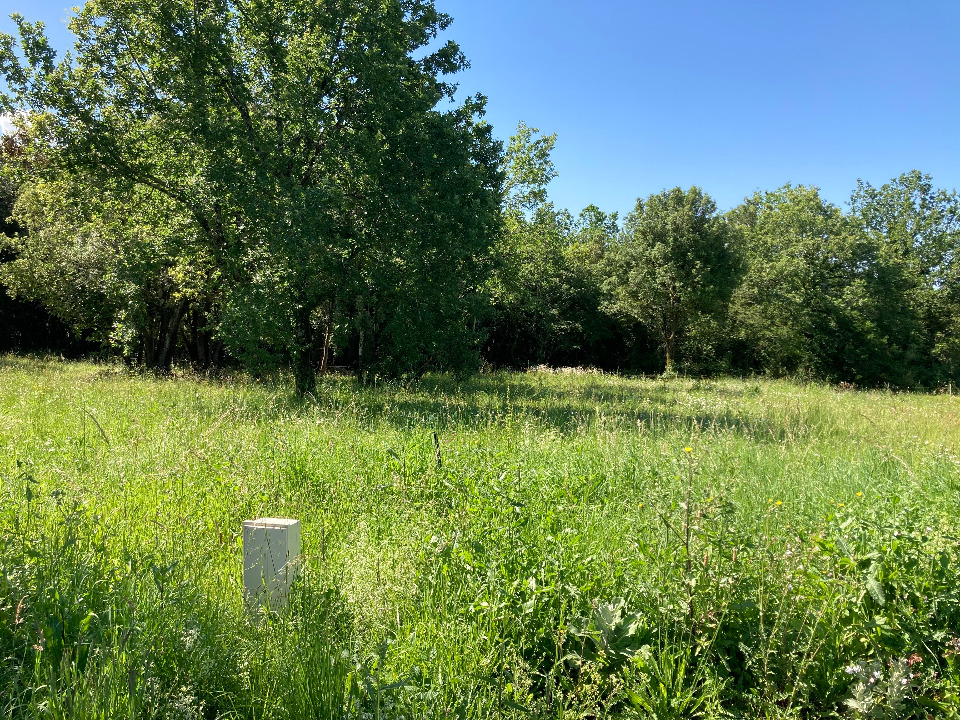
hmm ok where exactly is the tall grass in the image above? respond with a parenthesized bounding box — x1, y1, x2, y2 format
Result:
(1, 356, 959, 718)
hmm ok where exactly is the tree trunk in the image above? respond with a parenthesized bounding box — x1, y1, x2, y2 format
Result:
(293, 305, 316, 396)
(664, 287, 680, 373)
(319, 301, 334, 374)
(157, 298, 189, 371)
(182, 301, 220, 370)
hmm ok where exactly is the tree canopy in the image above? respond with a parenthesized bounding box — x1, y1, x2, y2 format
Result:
(1, 0, 503, 393)
(604, 187, 742, 372)
(1, 4, 958, 388)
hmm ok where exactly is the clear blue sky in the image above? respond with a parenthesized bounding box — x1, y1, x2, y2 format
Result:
(3, 0, 959, 217)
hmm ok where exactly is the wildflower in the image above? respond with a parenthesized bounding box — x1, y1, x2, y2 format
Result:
(776, 500, 783, 506)
(856, 491, 863, 497)
(638, 503, 644, 509)
(767, 498, 773, 503)
(845, 664, 861, 675)
(838, 502, 845, 508)
(684, 446, 692, 453)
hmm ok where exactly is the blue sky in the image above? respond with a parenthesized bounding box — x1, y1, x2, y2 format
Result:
(3, 0, 959, 217)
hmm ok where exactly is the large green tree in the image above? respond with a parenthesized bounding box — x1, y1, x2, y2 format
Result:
(1, 0, 501, 393)
(484, 124, 618, 368)
(728, 184, 923, 385)
(850, 171, 960, 383)
(0, 128, 81, 353)
(485, 122, 563, 366)
(3, 172, 217, 369)
(604, 187, 742, 372)
(338, 98, 502, 379)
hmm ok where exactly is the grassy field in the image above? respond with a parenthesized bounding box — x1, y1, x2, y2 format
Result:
(1, 356, 959, 719)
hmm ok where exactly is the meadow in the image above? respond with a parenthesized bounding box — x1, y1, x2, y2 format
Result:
(1, 356, 959, 719)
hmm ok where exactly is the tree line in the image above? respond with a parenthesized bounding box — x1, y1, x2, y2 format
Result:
(487, 124, 960, 388)
(1, 1, 958, 392)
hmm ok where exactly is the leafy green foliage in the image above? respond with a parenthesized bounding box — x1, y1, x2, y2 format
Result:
(727, 183, 934, 386)
(2, 0, 959, 389)
(485, 124, 621, 369)
(850, 171, 960, 384)
(4, 173, 216, 368)
(0, 128, 84, 355)
(604, 187, 743, 372)
(501, 121, 558, 216)
(0, 0, 502, 393)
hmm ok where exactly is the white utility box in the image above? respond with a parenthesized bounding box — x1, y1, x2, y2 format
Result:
(242, 517, 301, 609)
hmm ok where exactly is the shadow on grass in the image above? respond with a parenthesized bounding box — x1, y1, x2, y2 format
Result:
(308, 372, 810, 443)
(2, 354, 809, 445)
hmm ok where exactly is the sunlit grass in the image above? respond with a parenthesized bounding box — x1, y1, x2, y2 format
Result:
(2, 356, 959, 718)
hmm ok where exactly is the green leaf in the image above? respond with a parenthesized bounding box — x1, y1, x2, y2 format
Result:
(865, 575, 886, 606)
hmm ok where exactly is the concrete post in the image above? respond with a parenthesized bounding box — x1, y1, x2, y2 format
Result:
(242, 517, 301, 609)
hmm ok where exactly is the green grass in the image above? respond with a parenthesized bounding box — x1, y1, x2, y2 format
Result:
(2, 356, 960, 718)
